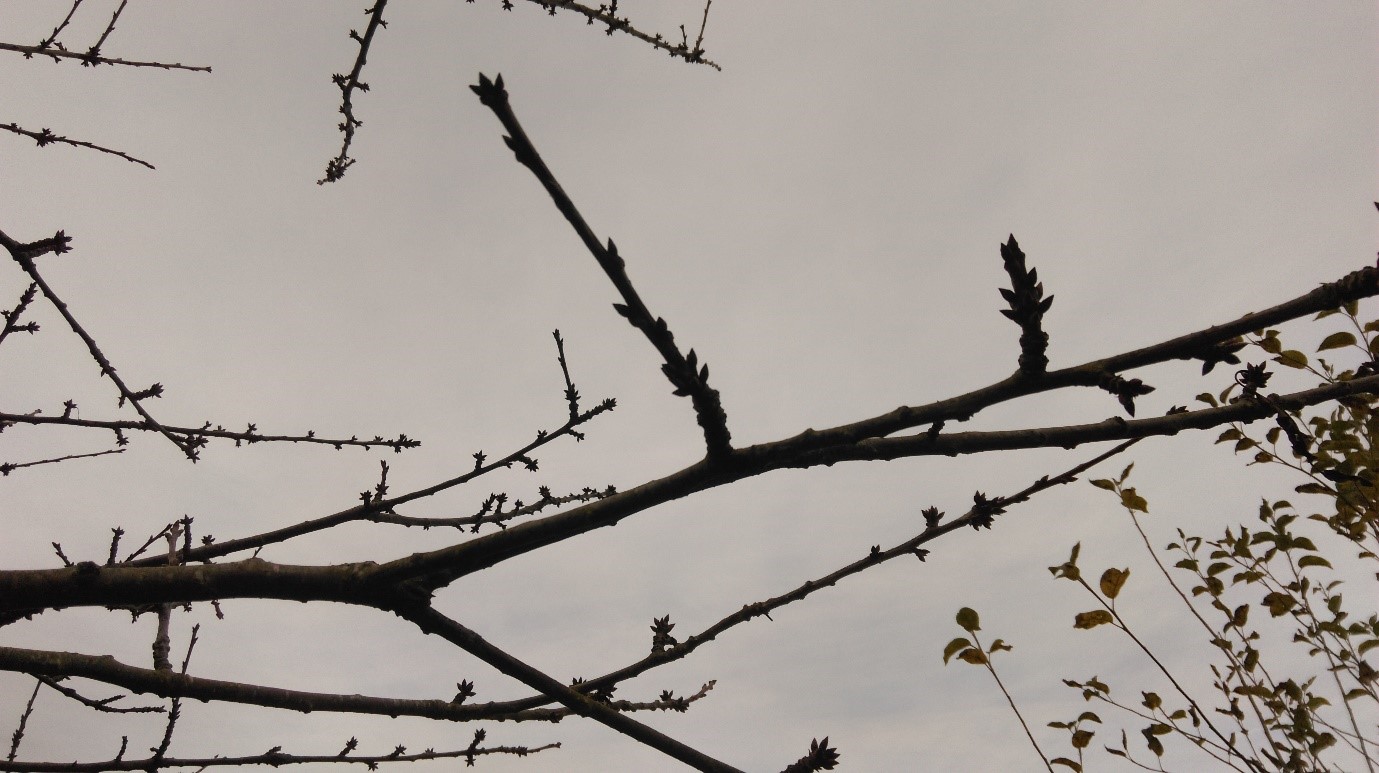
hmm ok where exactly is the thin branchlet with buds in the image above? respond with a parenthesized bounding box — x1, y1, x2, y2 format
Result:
(319, 0, 717, 183)
(472, 73, 732, 458)
(470, 0, 720, 69)
(0, 122, 156, 169)
(0, 226, 420, 469)
(319, 0, 391, 185)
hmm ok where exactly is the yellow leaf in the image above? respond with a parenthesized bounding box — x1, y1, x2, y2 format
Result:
(1120, 488, 1148, 513)
(1074, 610, 1114, 629)
(1100, 568, 1131, 599)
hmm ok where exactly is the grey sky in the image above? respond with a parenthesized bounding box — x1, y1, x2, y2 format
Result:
(1, 2, 1376, 770)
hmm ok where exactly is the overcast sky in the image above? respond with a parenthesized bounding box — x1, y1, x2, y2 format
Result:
(1, 2, 1376, 771)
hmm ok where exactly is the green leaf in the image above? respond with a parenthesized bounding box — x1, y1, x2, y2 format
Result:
(1263, 591, 1296, 617)
(942, 636, 973, 664)
(1216, 428, 1243, 444)
(1141, 692, 1162, 710)
(955, 607, 981, 633)
(1100, 568, 1130, 600)
(1074, 610, 1114, 629)
(1258, 333, 1282, 354)
(957, 648, 987, 665)
(1231, 604, 1249, 628)
(1070, 730, 1095, 750)
(1051, 758, 1082, 771)
(1318, 331, 1357, 351)
(1143, 727, 1165, 757)
(1050, 543, 1082, 580)
(1090, 478, 1117, 491)
(1275, 350, 1308, 369)
(1297, 555, 1332, 570)
(988, 638, 1013, 654)
(1119, 488, 1149, 513)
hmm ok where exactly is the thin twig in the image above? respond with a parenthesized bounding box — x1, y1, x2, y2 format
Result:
(33, 676, 162, 714)
(0, 123, 154, 169)
(514, 0, 720, 70)
(0, 229, 193, 459)
(82, 0, 129, 64)
(0, 449, 124, 477)
(0, 42, 210, 71)
(0, 411, 418, 454)
(0, 283, 40, 346)
(318, 0, 390, 184)
(484, 440, 1142, 710)
(0, 741, 560, 771)
(5, 680, 40, 762)
(35, 0, 86, 50)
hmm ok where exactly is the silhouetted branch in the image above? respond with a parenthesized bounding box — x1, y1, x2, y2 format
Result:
(0, 283, 39, 346)
(371, 370, 1379, 593)
(0, 122, 154, 169)
(0, 737, 558, 772)
(34, 0, 84, 51)
(488, 440, 1142, 708)
(0, 229, 195, 459)
(508, 0, 720, 70)
(100, 390, 611, 571)
(472, 73, 732, 457)
(0, 646, 697, 724)
(0, 42, 210, 72)
(81, 0, 128, 66)
(366, 484, 616, 531)
(33, 676, 163, 714)
(394, 604, 747, 773)
(0, 411, 419, 455)
(4, 680, 39, 762)
(319, 0, 390, 184)
(0, 448, 124, 477)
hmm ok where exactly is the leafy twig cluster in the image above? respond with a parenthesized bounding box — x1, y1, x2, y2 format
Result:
(945, 304, 1379, 771)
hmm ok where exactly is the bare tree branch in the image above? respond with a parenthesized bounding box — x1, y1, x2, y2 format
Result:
(472, 73, 733, 457)
(0, 41, 210, 72)
(0, 123, 155, 169)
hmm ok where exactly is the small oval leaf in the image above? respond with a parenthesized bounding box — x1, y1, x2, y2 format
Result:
(956, 607, 981, 633)
(1119, 488, 1149, 513)
(942, 636, 973, 664)
(1100, 568, 1131, 600)
(1074, 610, 1115, 629)
(1275, 350, 1308, 369)
(1317, 332, 1357, 351)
